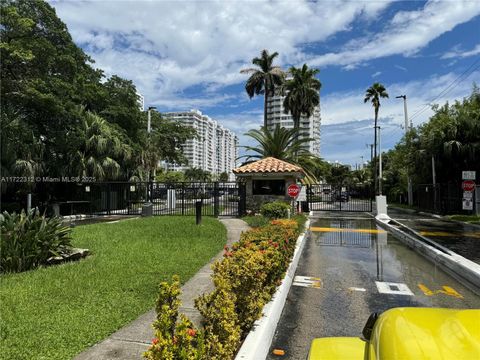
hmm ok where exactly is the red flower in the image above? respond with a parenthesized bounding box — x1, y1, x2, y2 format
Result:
(225, 251, 233, 257)
(187, 328, 197, 337)
(152, 338, 159, 345)
(273, 243, 279, 248)
(224, 245, 229, 250)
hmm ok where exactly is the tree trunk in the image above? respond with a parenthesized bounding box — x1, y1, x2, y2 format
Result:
(264, 78, 269, 129)
(374, 106, 378, 196)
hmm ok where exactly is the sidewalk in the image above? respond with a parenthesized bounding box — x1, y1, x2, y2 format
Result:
(74, 218, 250, 360)
(388, 207, 480, 264)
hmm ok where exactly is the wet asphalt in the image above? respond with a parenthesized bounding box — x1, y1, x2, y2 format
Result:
(388, 207, 480, 264)
(267, 212, 480, 360)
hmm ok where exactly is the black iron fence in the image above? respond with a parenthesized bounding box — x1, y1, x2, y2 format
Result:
(414, 183, 476, 215)
(3, 182, 246, 218)
(307, 184, 373, 212)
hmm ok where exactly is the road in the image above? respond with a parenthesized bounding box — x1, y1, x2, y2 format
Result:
(267, 212, 480, 360)
(388, 207, 480, 264)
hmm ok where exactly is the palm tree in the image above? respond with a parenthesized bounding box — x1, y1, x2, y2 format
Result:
(364, 82, 389, 194)
(72, 109, 129, 180)
(240, 125, 324, 182)
(282, 64, 321, 130)
(240, 50, 284, 128)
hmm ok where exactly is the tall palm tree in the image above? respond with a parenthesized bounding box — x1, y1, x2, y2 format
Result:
(240, 50, 285, 128)
(364, 82, 389, 194)
(240, 125, 324, 182)
(282, 64, 321, 130)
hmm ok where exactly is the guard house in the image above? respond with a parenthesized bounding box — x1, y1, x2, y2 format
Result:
(233, 157, 305, 205)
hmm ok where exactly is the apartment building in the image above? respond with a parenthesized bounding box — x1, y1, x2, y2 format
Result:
(164, 109, 238, 179)
(266, 94, 321, 155)
(136, 91, 145, 111)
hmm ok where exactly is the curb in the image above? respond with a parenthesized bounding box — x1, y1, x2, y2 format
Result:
(375, 215, 480, 294)
(234, 216, 311, 360)
(389, 206, 480, 229)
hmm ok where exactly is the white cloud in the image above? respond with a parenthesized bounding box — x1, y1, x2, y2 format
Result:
(322, 69, 480, 127)
(319, 69, 480, 163)
(372, 71, 382, 78)
(307, 0, 480, 68)
(442, 44, 480, 59)
(50, 0, 394, 107)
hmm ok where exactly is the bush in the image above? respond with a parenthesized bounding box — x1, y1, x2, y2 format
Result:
(260, 201, 291, 219)
(145, 217, 304, 360)
(145, 276, 205, 360)
(0, 209, 72, 273)
(241, 215, 269, 228)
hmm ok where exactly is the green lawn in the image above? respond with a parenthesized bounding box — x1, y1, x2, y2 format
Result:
(0, 216, 226, 360)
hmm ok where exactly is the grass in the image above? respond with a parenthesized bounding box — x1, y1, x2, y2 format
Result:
(448, 214, 480, 224)
(0, 216, 226, 360)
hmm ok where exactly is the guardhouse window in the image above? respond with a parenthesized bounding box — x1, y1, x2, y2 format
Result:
(252, 179, 285, 195)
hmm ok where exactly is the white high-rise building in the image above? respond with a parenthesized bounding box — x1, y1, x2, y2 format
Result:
(136, 91, 145, 111)
(266, 94, 321, 155)
(164, 110, 238, 179)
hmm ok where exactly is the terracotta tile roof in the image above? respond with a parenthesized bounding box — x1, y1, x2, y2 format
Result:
(233, 157, 304, 174)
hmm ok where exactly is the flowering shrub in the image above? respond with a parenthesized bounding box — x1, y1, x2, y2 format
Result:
(145, 215, 306, 360)
(144, 276, 205, 360)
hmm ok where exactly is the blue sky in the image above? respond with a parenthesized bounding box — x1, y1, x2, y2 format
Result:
(51, 0, 480, 166)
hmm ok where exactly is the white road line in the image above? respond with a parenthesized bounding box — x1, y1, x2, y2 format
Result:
(348, 287, 366, 292)
(375, 281, 414, 296)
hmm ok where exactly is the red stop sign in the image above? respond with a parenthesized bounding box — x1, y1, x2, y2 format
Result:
(287, 184, 301, 198)
(462, 180, 475, 192)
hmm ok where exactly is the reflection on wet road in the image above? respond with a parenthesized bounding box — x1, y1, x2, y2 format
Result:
(267, 213, 480, 360)
(389, 208, 480, 264)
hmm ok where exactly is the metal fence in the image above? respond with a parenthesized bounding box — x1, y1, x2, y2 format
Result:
(307, 184, 373, 212)
(414, 183, 477, 215)
(20, 181, 246, 218)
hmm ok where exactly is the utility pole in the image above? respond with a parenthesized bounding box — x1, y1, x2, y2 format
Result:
(396, 95, 413, 205)
(378, 126, 383, 195)
(432, 154, 437, 212)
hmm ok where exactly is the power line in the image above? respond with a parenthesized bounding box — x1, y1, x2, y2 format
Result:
(409, 58, 480, 122)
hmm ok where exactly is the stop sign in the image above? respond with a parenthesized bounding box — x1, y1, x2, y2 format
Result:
(287, 184, 301, 198)
(462, 180, 476, 192)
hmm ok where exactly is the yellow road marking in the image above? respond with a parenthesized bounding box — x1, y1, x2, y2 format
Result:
(310, 227, 386, 234)
(419, 231, 480, 238)
(418, 283, 463, 299)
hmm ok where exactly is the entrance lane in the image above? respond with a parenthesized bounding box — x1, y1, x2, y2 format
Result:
(267, 214, 480, 360)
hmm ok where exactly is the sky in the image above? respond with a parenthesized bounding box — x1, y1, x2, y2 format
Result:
(50, 0, 480, 167)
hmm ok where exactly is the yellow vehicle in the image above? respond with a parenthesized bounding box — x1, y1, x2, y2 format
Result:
(308, 307, 480, 359)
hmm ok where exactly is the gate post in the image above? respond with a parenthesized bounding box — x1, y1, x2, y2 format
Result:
(239, 183, 246, 217)
(181, 182, 185, 216)
(213, 182, 219, 217)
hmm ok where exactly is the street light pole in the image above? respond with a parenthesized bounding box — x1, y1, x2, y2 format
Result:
(378, 126, 383, 195)
(396, 95, 413, 206)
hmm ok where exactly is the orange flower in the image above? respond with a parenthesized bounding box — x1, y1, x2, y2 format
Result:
(152, 338, 159, 345)
(187, 328, 197, 337)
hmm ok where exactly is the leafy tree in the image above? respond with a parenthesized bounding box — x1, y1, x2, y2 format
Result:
(69, 108, 130, 180)
(281, 64, 321, 130)
(241, 125, 326, 182)
(155, 171, 185, 184)
(184, 168, 212, 182)
(219, 172, 230, 182)
(364, 82, 389, 194)
(240, 50, 284, 128)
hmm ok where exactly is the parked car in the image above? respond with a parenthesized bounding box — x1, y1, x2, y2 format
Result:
(307, 307, 480, 359)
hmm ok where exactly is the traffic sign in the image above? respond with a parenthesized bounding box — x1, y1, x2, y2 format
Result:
(287, 184, 301, 198)
(462, 171, 476, 180)
(462, 180, 475, 192)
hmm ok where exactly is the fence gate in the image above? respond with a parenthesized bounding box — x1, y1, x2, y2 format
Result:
(32, 181, 246, 218)
(307, 184, 373, 212)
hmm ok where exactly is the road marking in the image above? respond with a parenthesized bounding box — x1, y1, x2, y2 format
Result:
(419, 231, 480, 238)
(293, 276, 322, 289)
(348, 287, 366, 292)
(418, 283, 463, 299)
(310, 227, 386, 234)
(375, 281, 414, 296)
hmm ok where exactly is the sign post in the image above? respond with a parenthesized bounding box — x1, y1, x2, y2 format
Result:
(287, 183, 301, 215)
(462, 171, 476, 213)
